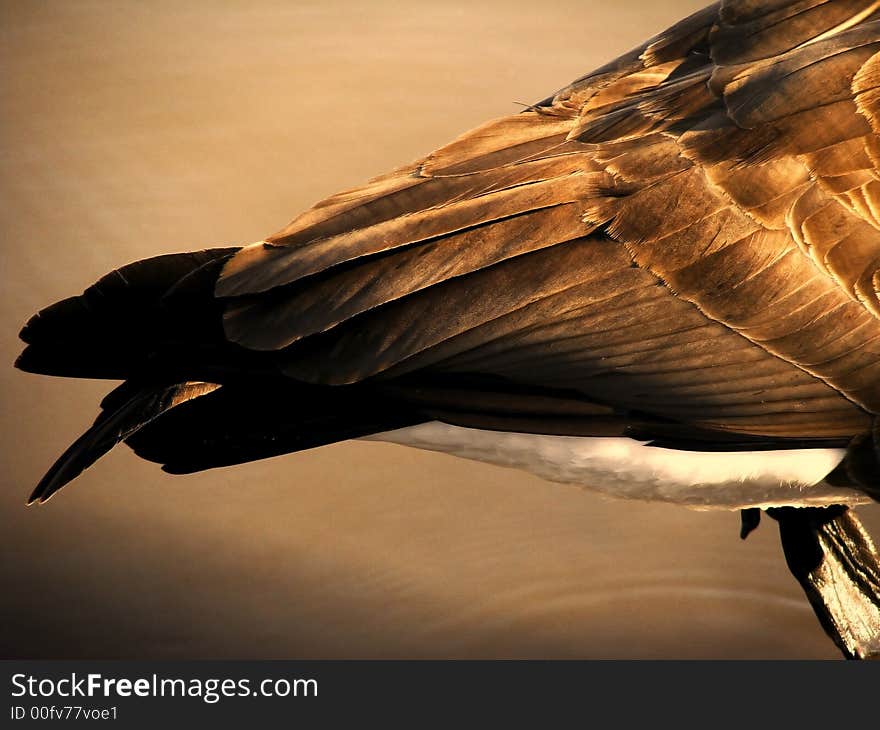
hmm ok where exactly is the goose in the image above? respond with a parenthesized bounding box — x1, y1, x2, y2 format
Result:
(15, 0, 880, 659)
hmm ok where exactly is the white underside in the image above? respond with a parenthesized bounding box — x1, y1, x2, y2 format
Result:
(364, 422, 869, 510)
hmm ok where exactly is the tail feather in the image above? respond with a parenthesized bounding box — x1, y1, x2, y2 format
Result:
(15, 244, 428, 500)
(19, 248, 237, 345)
(17, 247, 238, 380)
(125, 381, 422, 474)
(28, 381, 221, 504)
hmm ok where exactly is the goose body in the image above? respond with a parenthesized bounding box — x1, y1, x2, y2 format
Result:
(367, 425, 859, 509)
(15, 0, 880, 657)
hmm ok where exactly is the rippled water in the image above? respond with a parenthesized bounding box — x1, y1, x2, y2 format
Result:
(3, 0, 879, 659)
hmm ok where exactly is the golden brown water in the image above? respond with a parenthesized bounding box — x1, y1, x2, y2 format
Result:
(3, 0, 879, 659)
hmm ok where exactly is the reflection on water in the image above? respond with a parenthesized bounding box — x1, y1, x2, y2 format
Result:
(2, 0, 879, 658)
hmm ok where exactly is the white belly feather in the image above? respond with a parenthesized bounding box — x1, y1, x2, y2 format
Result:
(365, 422, 868, 510)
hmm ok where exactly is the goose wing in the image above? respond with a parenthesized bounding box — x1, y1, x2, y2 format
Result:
(216, 0, 880, 443)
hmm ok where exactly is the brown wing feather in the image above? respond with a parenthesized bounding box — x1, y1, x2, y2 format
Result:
(215, 0, 880, 442)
